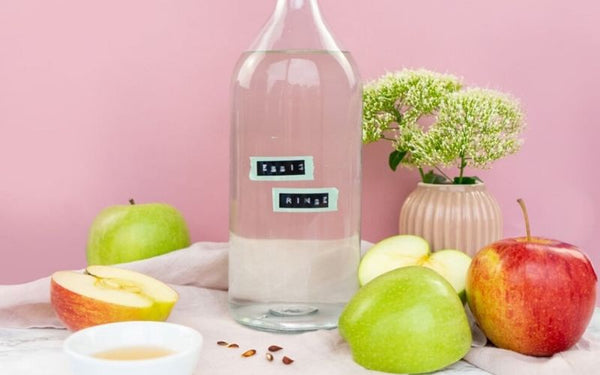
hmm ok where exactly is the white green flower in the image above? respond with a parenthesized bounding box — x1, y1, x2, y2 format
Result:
(362, 69, 526, 183)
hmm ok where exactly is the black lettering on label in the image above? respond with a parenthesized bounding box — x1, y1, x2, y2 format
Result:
(256, 160, 306, 176)
(278, 193, 330, 209)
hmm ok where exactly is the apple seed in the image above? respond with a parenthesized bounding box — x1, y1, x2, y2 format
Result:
(282, 356, 294, 365)
(242, 349, 256, 357)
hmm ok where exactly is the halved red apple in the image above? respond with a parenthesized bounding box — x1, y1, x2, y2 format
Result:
(50, 265, 178, 331)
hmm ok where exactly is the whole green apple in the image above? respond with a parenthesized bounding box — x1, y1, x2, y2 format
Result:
(86, 199, 190, 265)
(339, 266, 472, 374)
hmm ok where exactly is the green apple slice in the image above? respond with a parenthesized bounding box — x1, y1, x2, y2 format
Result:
(358, 235, 430, 286)
(423, 250, 472, 303)
(358, 235, 472, 302)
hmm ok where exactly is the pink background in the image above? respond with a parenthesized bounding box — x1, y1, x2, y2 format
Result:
(1, 1, 599, 301)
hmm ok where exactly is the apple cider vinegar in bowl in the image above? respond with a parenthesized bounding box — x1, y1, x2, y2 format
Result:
(92, 346, 175, 360)
(63, 321, 202, 375)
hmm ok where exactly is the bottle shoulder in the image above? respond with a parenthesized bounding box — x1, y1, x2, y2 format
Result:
(232, 50, 360, 90)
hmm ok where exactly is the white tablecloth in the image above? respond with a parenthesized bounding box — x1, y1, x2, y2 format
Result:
(1, 242, 599, 374)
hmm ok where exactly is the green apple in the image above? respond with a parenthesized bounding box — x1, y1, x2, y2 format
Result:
(339, 266, 472, 374)
(358, 235, 472, 302)
(86, 199, 190, 265)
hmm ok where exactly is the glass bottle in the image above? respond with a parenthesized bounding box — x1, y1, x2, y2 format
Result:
(229, 0, 362, 332)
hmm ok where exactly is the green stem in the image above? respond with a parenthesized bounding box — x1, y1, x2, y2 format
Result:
(457, 155, 466, 184)
(418, 168, 425, 181)
(392, 107, 403, 124)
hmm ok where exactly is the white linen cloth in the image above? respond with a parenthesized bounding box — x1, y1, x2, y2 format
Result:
(1, 242, 599, 374)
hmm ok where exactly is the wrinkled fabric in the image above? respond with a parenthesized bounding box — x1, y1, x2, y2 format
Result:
(1, 241, 598, 375)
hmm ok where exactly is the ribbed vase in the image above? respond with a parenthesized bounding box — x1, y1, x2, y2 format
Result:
(399, 182, 503, 256)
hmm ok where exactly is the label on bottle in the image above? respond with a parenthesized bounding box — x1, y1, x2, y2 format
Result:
(249, 156, 314, 181)
(272, 188, 338, 212)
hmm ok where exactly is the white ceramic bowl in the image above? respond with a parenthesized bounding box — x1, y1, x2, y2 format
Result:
(63, 321, 202, 375)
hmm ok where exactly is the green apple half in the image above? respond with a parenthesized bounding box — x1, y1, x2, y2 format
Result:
(86, 200, 190, 265)
(358, 235, 472, 301)
(339, 266, 472, 373)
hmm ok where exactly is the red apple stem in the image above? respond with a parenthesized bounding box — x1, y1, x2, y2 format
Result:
(517, 198, 531, 241)
(129, 198, 135, 205)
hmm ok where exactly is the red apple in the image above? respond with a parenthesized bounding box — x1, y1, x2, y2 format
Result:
(50, 265, 178, 331)
(466, 199, 597, 356)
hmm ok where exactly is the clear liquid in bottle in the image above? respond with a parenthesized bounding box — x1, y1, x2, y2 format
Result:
(229, 0, 362, 332)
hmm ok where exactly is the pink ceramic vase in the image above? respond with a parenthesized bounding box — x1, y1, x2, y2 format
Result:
(398, 182, 503, 256)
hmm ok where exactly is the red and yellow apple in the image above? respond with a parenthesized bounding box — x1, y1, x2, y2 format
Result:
(50, 265, 178, 331)
(466, 199, 597, 356)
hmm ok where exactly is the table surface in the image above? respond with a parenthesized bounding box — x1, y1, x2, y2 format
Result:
(2, 308, 599, 375)
(0, 327, 486, 375)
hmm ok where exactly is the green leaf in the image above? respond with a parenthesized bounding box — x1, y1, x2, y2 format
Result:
(388, 150, 407, 171)
(422, 170, 449, 184)
(453, 176, 483, 185)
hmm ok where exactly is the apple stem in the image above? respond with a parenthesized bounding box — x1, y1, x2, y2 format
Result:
(129, 198, 135, 205)
(517, 198, 531, 241)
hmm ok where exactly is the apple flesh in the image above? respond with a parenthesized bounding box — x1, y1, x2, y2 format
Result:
(86, 201, 190, 265)
(466, 237, 597, 356)
(339, 266, 472, 374)
(358, 235, 472, 301)
(50, 265, 178, 331)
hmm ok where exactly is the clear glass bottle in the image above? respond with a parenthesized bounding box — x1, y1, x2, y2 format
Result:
(229, 0, 362, 332)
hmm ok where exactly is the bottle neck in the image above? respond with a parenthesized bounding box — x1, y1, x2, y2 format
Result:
(249, 0, 342, 52)
(273, 0, 321, 18)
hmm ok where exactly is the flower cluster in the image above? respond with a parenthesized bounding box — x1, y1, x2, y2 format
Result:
(362, 69, 525, 183)
(362, 69, 462, 144)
